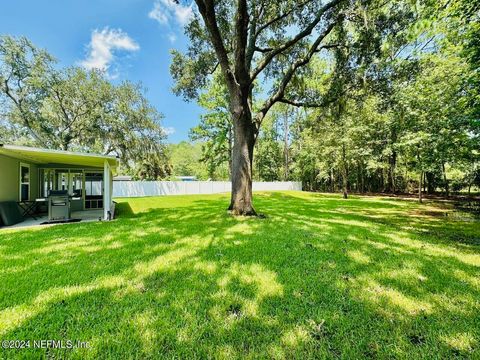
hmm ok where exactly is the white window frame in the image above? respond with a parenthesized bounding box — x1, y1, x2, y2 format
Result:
(19, 163, 31, 201)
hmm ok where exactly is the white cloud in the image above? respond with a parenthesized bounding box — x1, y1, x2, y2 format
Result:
(80, 28, 139, 72)
(167, 33, 177, 43)
(148, 2, 169, 24)
(148, 0, 194, 27)
(162, 126, 176, 135)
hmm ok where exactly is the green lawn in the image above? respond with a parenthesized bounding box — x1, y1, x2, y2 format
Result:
(0, 192, 479, 359)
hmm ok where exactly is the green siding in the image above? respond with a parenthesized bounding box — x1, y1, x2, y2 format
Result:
(0, 154, 21, 202)
(0, 154, 38, 202)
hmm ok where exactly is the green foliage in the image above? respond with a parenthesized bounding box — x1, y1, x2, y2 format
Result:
(290, 127, 321, 190)
(278, 0, 478, 195)
(190, 72, 232, 180)
(167, 141, 210, 180)
(254, 118, 283, 181)
(396, 51, 472, 172)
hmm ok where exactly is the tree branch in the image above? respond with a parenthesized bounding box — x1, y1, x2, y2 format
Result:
(314, 43, 347, 51)
(234, 0, 250, 88)
(256, 21, 337, 125)
(278, 98, 325, 107)
(52, 87, 71, 128)
(280, 81, 355, 111)
(254, 0, 315, 38)
(2, 77, 49, 147)
(254, 46, 274, 53)
(195, 0, 235, 88)
(209, 62, 220, 74)
(245, 0, 260, 72)
(250, 0, 343, 83)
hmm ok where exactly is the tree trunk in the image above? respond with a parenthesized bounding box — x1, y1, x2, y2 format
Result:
(283, 112, 289, 181)
(356, 162, 361, 193)
(228, 111, 257, 216)
(228, 123, 233, 181)
(419, 171, 423, 203)
(342, 144, 348, 199)
(342, 170, 348, 199)
(424, 172, 428, 193)
(425, 172, 435, 194)
(361, 163, 365, 193)
(442, 162, 449, 196)
(380, 168, 385, 192)
(390, 150, 397, 193)
(330, 170, 334, 193)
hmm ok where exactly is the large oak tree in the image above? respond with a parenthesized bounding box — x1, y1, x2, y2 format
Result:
(171, 0, 350, 215)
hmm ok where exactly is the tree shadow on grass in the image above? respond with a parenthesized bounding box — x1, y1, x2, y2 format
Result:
(0, 192, 478, 359)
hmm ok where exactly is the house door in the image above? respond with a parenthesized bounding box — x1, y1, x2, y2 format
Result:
(85, 172, 103, 209)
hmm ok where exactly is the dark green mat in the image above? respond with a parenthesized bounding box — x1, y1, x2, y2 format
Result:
(0, 201, 24, 227)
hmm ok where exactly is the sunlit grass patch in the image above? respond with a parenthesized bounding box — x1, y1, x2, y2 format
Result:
(0, 191, 478, 359)
(442, 332, 477, 353)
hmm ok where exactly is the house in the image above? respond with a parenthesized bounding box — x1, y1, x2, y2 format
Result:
(0, 144, 118, 227)
(175, 176, 197, 182)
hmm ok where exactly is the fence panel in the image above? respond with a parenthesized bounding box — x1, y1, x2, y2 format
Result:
(113, 181, 301, 198)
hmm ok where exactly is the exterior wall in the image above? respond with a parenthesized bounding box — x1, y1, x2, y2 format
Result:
(113, 181, 302, 198)
(0, 154, 38, 202)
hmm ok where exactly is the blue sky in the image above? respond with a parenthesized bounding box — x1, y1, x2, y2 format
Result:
(0, 0, 202, 143)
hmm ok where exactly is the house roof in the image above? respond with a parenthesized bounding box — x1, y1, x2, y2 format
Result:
(0, 144, 119, 169)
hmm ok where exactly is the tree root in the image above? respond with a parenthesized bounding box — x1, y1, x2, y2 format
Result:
(227, 207, 260, 217)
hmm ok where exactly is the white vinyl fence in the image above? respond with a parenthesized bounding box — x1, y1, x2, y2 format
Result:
(113, 181, 302, 198)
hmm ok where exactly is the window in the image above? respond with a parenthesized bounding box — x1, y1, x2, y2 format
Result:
(19, 163, 30, 201)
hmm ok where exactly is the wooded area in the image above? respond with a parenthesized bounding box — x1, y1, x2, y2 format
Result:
(172, 0, 479, 208)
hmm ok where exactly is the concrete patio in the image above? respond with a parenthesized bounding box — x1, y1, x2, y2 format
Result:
(0, 209, 105, 230)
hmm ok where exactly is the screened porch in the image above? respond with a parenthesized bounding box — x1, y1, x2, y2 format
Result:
(0, 144, 118, 228)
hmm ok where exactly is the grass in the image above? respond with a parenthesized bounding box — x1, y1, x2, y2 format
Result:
(0, 191, 479, 359)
